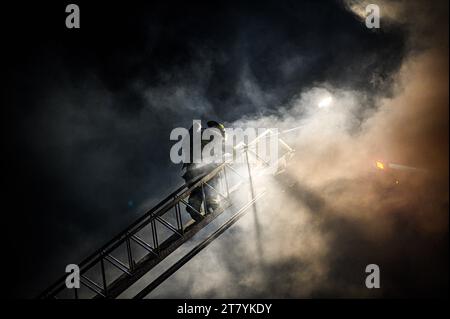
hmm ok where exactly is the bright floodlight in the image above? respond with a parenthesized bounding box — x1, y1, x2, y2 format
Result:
(318, 96, 333, 108)
(376, 161, 385, 170)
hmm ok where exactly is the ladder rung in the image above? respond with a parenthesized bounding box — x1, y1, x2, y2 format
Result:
(131, 235, 158, 256)
(105, 254, 132, 275)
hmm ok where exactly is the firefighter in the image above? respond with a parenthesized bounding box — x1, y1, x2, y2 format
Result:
(182, 121, 226, 222)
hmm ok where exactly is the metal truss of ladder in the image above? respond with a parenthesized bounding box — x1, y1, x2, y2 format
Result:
(39, 130, 294, 299)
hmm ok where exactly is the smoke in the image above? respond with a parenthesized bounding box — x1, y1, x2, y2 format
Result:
(146, 0, 448, 298)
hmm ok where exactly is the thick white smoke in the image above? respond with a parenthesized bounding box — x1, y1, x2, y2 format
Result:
(143, 0, 448, 298)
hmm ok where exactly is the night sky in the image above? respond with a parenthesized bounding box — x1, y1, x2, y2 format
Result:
(3, 0, 448, 298)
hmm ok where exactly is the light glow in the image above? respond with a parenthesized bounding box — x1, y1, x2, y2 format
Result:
(318, 96, 333, 108)
(376, 161, 385, 170)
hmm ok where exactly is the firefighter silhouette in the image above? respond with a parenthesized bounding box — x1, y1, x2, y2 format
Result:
(182, 121, 226, 221)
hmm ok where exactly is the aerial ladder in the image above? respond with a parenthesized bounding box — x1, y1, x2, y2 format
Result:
(39, 130, 294, 299)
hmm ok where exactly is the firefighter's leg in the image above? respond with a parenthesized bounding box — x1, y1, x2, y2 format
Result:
(186, 186, 204, 222)
(204, 176, 221, 214)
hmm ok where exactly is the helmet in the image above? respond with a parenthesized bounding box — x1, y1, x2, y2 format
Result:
(207, 120, 226, 138)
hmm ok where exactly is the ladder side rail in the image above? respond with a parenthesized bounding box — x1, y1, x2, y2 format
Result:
(39, 163, 226, 298)
(40, 132, 283, 298)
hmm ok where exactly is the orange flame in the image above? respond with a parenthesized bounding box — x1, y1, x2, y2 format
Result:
(376, 161, 385, 170)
